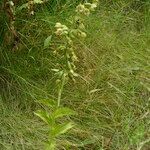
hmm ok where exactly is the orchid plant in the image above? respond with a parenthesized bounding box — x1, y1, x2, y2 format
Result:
(35, 0, 99, 149)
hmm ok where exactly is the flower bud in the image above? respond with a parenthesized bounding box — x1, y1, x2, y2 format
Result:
(90, 3, 97, 11)
(80, 32, 87, 38)
(55, 28, 63, 35)
(79, 23, 85, 29)
(55, 22, 62, 28)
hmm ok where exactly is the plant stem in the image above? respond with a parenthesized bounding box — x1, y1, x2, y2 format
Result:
(57, 73, 66, 107)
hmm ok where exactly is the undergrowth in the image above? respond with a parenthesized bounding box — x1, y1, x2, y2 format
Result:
(0, 0, 150, 149)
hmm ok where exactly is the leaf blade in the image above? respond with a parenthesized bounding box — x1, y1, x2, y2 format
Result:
(38, 99, 57, 108)
(52, 122, 74, 137)
(53, 107, 76, 119)
(34, 110, 52, 125)
(44, 35, 52, 48)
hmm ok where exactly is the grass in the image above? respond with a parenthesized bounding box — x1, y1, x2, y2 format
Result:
(0, 1, 150, 149)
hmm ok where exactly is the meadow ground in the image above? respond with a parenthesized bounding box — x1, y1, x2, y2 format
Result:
(0, 1, 150, 150)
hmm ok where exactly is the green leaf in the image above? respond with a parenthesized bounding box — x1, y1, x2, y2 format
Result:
(52, 122, 74, 137)
(44, 35, 52, 48)
(53, 107, 76, 119)
(45, 141, 56, 150)
(34, 110, 52, 125)
(38, 99, 57, 108)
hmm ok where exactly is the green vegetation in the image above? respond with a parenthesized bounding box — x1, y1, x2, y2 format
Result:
(0, 0, 150, 149)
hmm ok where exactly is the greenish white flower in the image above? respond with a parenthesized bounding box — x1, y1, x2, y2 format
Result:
(90, 3, 97, 11)
(55, 23, 69, 35)
(79, 23, 85, 29)
(55, 22, 62, 28)
(84, 8, 90, 16)
(85, 3, 92, 7)
(63, 31, 68, 34)
(55, 28, 63, 36)
(62, 25, 68, 30)
(9, 1, 14, 6)
(76, 4, 85, 13)
(93, 0, 99, 4)
(33, 0, 44, 4)
(76, 4, 90, 16)
(80, 32, 87, 38)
